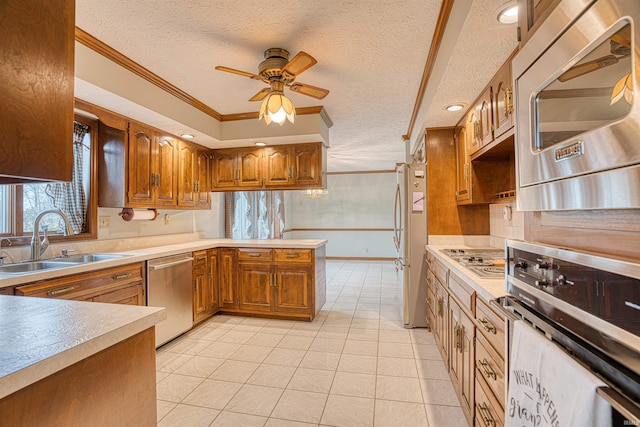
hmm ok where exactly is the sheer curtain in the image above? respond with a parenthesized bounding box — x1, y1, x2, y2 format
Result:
(45, 122, 89, 234)
(225, 191, 285, 239)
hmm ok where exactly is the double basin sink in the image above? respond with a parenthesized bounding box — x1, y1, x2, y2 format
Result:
(0, 254, 130, 275)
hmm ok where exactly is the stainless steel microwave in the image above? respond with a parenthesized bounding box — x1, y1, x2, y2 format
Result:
(513, 0, 640, 211)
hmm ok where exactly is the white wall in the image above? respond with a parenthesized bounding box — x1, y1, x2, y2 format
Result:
(284, 172, 396, 258)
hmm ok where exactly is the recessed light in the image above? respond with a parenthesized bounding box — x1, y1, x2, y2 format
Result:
(255, 141, 267, 146)
(180, 133, 195, 139)
(445, 103, 465, 112)
(496, 2, 518, 24)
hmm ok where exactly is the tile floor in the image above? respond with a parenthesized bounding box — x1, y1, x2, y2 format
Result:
(155, 261, 466, 426)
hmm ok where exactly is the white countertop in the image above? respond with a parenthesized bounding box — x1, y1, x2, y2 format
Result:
(0, 238, 328, 288)
(0, 295, 165, 399)
(425, 244, 507, 302)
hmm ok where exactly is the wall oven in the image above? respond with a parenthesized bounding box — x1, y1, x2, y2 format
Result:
(513, 0, 640, 211)
(493, 240, 640, 425)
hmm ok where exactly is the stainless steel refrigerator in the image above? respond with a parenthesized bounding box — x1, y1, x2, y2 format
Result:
(393, 163, 428, 328)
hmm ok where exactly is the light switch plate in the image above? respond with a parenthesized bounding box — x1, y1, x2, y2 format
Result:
(502, 205, 512, 221)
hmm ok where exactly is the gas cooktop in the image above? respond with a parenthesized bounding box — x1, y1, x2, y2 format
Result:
(440, 248, 505, 279)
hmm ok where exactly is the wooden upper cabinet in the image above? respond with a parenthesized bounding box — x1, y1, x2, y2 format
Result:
(517, 0, 561, 46)
(156, 135, 179, 207)
(0, 0, 75, 184)
(211, 142, 326, 191)
(196, 149, 211, 209)
(177, 141, 197, 207)
(455, 126, 470, 203)
(127, 124, 155, 206)
(467, 110, 480, 154)
(493, 61, 514, 140)
(478, 87, 493, 148)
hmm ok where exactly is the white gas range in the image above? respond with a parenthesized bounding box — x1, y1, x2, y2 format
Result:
(440, 248, 505, 279)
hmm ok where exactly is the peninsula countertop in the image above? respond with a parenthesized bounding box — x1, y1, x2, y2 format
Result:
(0, 238, 328, 289)
(0, 295, 165, 400)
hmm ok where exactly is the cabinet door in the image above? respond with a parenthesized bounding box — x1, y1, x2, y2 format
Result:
(293, 144, 321, 186)
(127, 123, 155, 206)
(264, 146, 292, 187)
(467, 110, 480, 154)
(435, 279, 449, 364)
(207, 249, 219, 314)
(274, 264, 312, 315)
(92, 283, 144, 306)
(196, 149, 211, 208)
(455, 126, 470, 203)
(479, 88, 493, 147)
(218, 248, 238, 310)
(212, 150, 237, 189)
(193, 250, 208, 324)
(155, 135, 178, 207)
(449, 298, 475, 425)
(237, 148, 263, 188)
(493, 62, 513, 139)
(237, 263, 272, 313)
(177, 141, 196, 207)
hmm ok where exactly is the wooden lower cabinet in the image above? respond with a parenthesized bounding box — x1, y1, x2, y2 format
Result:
(219, 247, 322, 320)
(449, 297, 475, 426)
(15, 263, 145, 306)
(193, 249, 220, 324)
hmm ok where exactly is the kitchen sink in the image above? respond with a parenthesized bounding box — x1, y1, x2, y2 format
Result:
(48, 253, 130, 264)
(0, 261, 79, 275)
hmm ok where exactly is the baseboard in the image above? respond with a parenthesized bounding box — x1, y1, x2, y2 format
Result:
(326, 256, 396, 261)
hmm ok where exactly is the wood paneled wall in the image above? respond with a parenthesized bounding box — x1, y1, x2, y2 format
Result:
(426, 128, 489, 235)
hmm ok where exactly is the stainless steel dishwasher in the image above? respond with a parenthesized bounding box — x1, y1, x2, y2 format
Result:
(147, 253, 193, 347)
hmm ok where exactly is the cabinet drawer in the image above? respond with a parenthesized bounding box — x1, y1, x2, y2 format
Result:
(425, 251, 434, 272)
(91, 283, 144, 306)
(476, 332, 506, 407)
(434, 259, 448, 286)
(238, 248, 273, 262)
(475, 374, 505, 427)
(427, 285, 436, 318)
(274, 249, 312, 264)
(193, 250, 208, 266)
(448, 271, 475, 314)
(15, 263, 143, 300)
(475, 297, 506, 359)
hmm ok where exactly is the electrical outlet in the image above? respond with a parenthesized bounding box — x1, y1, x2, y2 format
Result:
(164, 214, 170, 225)
(99, 216, 111, 229)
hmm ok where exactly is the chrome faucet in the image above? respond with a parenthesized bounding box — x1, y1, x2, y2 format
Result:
(30, 209, 73, 261)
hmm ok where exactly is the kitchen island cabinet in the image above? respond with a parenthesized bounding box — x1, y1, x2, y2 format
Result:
(0, 295, 164, 426)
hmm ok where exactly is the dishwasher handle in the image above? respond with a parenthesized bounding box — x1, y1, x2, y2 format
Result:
(149, 257, 194, 270)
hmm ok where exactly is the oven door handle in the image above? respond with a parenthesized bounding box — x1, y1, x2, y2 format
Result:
(596, 386, 640, 422)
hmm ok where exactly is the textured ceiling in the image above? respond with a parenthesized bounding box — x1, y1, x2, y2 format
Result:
(75, 0, 518, 172)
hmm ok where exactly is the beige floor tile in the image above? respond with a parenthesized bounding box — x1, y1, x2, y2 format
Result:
(276, 335, 314, 350)
(409, 329, 436, 345)
(156, 373, 204, 402)
(229, 344, 273, 363)
(156, 371, 170, 384)
(316, 326, 349, 340)
(309, 337, 345, 353)
(157, 404, 219, 427)
(217, 329, 256, 344)
(346, 328, 379, 341)
(342, 340, 378, 356)
(415, 359, 450, 380)
(376, 375, 423, 403)
(287, 367, 335, 393)
(247, 364, 297, 388)
(337, 353, 377, 374)
(413, 343, 442, 360)
(377, 342, 414, 359)
(182, 379, 242, 409)
(373, 400, 428, 427)
(210, 411, 267, 426)
(420, 378, 461, 406)
(378, 329, 412, 343)
(198, 342, 242, 359)
(163, 337, 213, 355)
(224, 384, 284, 416)
(285, 328, 318, 338)
(264, 418, 316, 427)
(231, 324, 263, 332)
(186, 327, 228, 341)
(156, 352, 192, 373)
(330, 371, 376, 398)
(156, 400, 176, 421)
(377, 356, 418, 378)
(247, 332, 285, 347)
(263, 348, 307, 367)
(299, 351, 341, 371)
(425, 403, 468, 427)
(270, 390, 328, 424)
(209, 360, 260, 383)
(240, 317, 271, 327)
(174, 355, 225, 378)
(320, 394, 374, 427)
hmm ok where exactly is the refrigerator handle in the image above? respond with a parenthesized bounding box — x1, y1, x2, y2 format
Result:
(393, 183, 402, 251)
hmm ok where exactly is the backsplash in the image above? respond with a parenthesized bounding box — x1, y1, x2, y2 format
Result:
(489, 201, 524, 248)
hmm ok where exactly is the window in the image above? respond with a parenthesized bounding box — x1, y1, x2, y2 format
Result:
(0, 116, 97, 245)
(225, 191, 285, 239)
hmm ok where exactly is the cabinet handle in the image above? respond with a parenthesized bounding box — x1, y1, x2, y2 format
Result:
(601, 280, 606, 297)
(505, 87, 514, 115)
(454, 326, 461, 350)
(193, 279, 197, 292)
(272, 273, 277, 287)
(47, 286, 76, 296)
(437, 298, 443, 317)
(196, 255, 206, 261)
(463, 163, 469, 180)
(479, 318, 496, 334)
(113, 273, 130, 280)
(248, 253, 262, 257)
(479, 358, 496, 380)
(286, 253, 299, 258)
(477, 403, 496, 427)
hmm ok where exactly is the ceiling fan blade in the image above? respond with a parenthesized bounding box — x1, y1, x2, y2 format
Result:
(282, 52, 317, 76)
(557, 55, 618, 82)
(289, 83, 329, 99)
(215, 66, 262, 80)
(249, 88, 270, 102)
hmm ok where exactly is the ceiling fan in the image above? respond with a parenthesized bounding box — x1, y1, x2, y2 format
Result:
(215, 48, 329, 125)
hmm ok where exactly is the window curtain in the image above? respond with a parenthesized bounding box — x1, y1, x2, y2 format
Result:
(225, 191, 285, 239)
(45, 122, 89, 234)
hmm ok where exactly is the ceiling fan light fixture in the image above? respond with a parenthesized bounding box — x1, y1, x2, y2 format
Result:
(260, 91, 296, 126)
